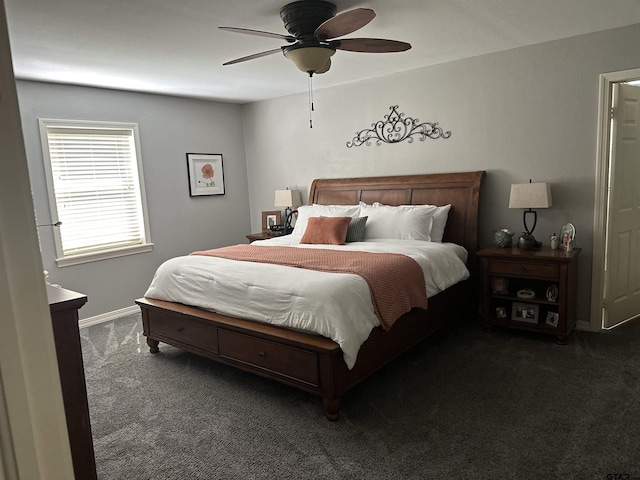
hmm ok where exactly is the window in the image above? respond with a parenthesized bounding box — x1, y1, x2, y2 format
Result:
(39, 119, 152, 267)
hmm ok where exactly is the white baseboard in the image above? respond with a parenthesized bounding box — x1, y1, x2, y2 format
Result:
(79, 305, 140, 329)
(576, 319, 598, 332)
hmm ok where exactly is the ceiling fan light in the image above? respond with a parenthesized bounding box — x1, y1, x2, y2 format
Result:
(284, 46, 335, 74)
(315, 57, 331, 74)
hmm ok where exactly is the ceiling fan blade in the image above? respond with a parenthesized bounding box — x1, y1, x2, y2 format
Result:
(219, 27, 295, 43)
(222, 48, 282, 66)
(334, 38, 412, 53)
(314, 8, 376, 40)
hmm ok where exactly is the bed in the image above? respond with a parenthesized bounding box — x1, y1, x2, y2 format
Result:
(136, 171, 484, 420)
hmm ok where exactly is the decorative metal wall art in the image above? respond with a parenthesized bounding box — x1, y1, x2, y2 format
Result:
(346, 105, 451, 148)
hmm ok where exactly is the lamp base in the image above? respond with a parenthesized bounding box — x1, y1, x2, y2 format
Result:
(284, 209, 298, 235)
(517, 233, 540, 250)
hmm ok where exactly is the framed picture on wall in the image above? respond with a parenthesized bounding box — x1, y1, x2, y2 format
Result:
(186, 153, 225, 196)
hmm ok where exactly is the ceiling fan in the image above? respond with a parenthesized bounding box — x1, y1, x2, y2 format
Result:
(219, 0, 412, 76)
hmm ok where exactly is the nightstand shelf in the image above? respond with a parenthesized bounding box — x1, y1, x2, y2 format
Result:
(478, 246, 581, 344)
(491, 293, 558, 306)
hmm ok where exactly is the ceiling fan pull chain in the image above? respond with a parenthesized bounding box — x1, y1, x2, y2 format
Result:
(308, 73, 314, 128)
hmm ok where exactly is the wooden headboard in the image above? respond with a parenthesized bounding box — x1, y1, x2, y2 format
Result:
(308, 171, 485, 267)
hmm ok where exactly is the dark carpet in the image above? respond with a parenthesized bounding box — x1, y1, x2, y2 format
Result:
(80, 314, 640, 480)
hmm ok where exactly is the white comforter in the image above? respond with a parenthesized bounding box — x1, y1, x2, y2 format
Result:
(144, 236, 470, 369)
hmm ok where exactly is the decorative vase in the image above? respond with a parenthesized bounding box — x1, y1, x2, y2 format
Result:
(517, 233, 537, 250)
(493, 229, 514, 248)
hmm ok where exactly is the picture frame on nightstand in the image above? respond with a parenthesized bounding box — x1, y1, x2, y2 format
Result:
(546, 285, 559, 302)
(490, 276, 509, 295)
(559, 223, 575, 249)
(512, 302, 539, 324)
(545, 311, 560, 327)
(261, 210, 282, 232)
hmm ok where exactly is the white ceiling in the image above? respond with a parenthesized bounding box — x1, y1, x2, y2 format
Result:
(6, 0, 640, 104)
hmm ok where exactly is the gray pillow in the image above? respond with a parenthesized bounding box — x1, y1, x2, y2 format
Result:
(345, 216, 368, 242)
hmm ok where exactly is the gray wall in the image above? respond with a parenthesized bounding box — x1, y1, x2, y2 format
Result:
(243, 23, 640, 327)
(16, 23, 640, 324)
(18, 81, 250, 318)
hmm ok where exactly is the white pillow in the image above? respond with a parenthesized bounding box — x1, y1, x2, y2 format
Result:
(430, 204, 451, 243)
(372, 202, 451, 243)
(292, 204, 361, 235)
(360, 204, 437, 241)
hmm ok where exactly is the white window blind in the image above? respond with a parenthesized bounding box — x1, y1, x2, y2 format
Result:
(39, 119, 152, 266)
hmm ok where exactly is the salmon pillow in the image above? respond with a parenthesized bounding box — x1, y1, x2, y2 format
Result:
(300, 216, 351, 245)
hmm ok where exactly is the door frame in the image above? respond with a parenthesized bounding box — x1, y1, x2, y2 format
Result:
(591, 67, 640, 331)
(0, 1, 76, 477)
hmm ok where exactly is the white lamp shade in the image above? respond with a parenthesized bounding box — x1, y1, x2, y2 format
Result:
(509, 182, 552, 209)
(274, 189, 302, 209)
(284, 46, 335, 74)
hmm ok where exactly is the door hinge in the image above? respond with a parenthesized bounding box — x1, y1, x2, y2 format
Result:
(610, 107, 615, 119)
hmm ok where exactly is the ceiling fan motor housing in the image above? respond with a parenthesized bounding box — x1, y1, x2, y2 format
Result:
(280, 1, 337, 38)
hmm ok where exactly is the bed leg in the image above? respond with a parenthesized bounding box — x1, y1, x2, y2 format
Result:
(146, 337, 159, 353)
(323, 398, 340, 421)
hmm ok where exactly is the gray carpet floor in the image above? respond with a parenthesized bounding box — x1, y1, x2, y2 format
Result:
(80, 313, 640, 480)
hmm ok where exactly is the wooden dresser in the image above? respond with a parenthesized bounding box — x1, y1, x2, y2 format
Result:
(47, 285, 97, 480)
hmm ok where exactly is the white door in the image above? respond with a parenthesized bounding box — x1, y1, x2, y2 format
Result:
(604, 83, 640, 328)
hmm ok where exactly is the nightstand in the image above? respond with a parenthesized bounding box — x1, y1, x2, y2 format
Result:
(246, 231, 286, 243)
(478, 246, 581, 344)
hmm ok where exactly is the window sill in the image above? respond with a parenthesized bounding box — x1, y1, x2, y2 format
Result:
(55, 243, 154, 267)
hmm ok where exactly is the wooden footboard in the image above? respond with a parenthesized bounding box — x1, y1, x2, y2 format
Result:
(136, 296, 345, 419)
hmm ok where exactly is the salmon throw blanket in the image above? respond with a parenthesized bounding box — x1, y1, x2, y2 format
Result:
(190, 245, 428, 330)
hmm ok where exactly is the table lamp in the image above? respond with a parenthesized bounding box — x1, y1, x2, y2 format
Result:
(274, 188, 302, 234)
(508, 180, 552, 250)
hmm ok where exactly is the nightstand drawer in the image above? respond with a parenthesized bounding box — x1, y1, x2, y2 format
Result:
(489, 261, 558, 279)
